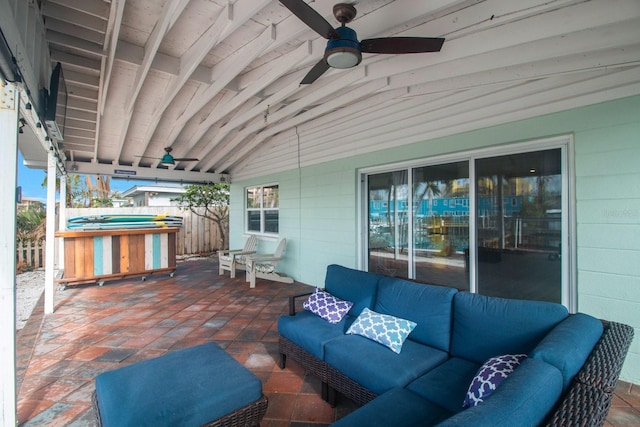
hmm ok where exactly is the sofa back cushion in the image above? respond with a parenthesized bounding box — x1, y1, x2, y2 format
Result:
(435, 358, 563, 427)
(324, 264, 381, 317)
(451, 292, 568, 364)
(374, 277, 458, 351)
(530, 313, 603, 392)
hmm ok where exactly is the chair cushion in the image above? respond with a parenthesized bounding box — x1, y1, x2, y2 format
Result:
(462, 354, 527, 408)
(324, 335, 448, 395)
(530, 313, 603, 391)
(451, 292, 568, 363)
(303, 288, 354, 324)
(94, 342, 262, 427)
(255, 262, 275, 273)
(435, 358, 563, 427)
(332, 387, 452, 427)
(278, 311, 349, 359)
(324, 264, 381, 316)
(407, 357, 481, 414)
(374, 277, 457, 351)
(346, 307, 416, 354)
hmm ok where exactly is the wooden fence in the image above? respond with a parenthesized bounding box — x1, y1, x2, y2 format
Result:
(17, 239, 45, 271)
(64, 207, 224, 256)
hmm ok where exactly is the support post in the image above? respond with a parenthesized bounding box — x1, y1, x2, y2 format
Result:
(58, 173, 67, 268)
(44, 150, 56, 314)
(0, 80, 19, 427)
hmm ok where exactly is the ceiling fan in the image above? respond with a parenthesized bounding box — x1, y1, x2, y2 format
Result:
(138, 147, 199, 166)
(279, 0, 445, 84)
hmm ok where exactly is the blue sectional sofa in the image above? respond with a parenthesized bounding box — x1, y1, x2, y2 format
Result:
(278, 264, 634, 427)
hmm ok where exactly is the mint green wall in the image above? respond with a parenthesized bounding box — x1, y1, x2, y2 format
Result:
(230, 95, 640, 384)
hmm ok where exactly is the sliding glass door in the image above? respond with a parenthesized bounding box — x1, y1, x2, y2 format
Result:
(363, 141, 569, 304)
(412, 162, 469, 289)
(475, 149, 562, 302)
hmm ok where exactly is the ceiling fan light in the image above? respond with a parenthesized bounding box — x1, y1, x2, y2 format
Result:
(160, 153, 175, 165)
(325, 26, 361, 69)
(325, 48, 361, 69)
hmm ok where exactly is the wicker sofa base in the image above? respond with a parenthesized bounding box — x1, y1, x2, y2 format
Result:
(279, 320, 634, 427)
(92, 391, 268, 427)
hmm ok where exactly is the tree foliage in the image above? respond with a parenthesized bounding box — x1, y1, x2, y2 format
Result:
(173, 183, 230, 249)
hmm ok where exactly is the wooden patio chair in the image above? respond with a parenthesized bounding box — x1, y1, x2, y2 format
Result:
(245, 238, 294, 288)
(218, 235, 257, 278)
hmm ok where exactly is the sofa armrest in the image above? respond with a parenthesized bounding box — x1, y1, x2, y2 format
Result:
(289, 292, 312, 316)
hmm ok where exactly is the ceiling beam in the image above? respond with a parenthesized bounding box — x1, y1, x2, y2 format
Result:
(180, 41, 313, 154)
(164, 24, 277, 149)
(124, 0, 189, 115)
(64, 161, 222, 184)
(133, 0, 273, 167)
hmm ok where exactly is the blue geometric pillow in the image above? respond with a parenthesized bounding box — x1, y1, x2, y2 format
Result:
(463, 354, 527, 408)
(346, 307, 417, 354)
(303, 288, 354, 324)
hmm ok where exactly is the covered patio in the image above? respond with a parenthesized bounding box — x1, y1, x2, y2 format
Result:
(16, 258, 640, 426)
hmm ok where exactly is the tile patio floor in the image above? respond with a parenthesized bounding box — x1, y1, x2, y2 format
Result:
(15, 258, 640, 426)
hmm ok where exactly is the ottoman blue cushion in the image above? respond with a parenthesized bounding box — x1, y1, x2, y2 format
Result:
(95, 342, 263, 427)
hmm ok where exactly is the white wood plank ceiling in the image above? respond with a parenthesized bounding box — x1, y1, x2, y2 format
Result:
(39, 0, 640, 182)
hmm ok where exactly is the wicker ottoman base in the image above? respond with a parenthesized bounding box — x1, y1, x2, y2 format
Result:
(93, 342, 267, 426)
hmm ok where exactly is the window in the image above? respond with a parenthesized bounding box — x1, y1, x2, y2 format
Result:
(246, 185, 279, 234)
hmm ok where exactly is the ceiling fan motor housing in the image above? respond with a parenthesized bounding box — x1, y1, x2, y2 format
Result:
(324, 26, 362, 69)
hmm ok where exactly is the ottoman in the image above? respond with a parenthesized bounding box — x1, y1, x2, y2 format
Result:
(93, 342, 268, 427)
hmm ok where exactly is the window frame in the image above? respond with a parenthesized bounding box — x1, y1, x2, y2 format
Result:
(245, 183, 279, 236)
(358, 136, 575, 311)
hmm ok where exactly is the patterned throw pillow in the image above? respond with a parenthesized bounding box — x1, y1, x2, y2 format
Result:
(346, 307, 417, 354)
(462, 354, 527, 408)
(303, 288, 354, 324)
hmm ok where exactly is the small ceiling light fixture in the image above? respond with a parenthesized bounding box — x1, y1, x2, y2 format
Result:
(324, 26, 361, 69)
(18, 118, 26, 133)
(160, 153, 175, 166)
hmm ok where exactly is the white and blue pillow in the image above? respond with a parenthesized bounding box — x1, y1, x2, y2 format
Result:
(303, 288, 354, 324)
(346, 307, 417, 354)
(463, 354, 527, 408)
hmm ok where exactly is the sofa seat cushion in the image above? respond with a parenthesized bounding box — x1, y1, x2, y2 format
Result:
(530, 313, 603, 392)
(331, 387, 451, 427)
(407, 357, 481, 414)
(451, 292, 568, 364)
(374, 277, 457, 351)
(324, 335, 448, 395)
(434, 358, 563, 427)
(278, 311, 350, 359)
(324, 264, 381, 316)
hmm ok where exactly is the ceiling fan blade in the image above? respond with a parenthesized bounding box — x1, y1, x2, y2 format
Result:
(279, 0, 339, 39)
(301, 59, 331, 85)
(360, 37, 445, 54)
(173, 157, 199, 162)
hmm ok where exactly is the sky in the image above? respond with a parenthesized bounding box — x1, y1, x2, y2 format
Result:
(17, 152, 143, 203)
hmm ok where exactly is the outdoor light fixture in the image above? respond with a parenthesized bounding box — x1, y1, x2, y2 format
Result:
(160, 153, 175, 166)
(324, 26, 362, 69)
